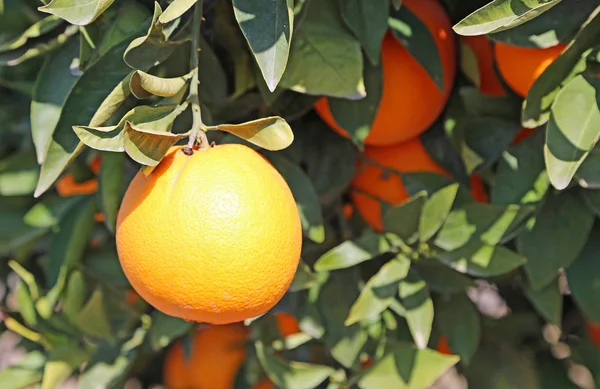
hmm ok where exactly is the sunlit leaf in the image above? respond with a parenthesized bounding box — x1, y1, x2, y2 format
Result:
(39, 0, 116, 25)
(398, 270, 434, 349)
(158, 0, 196, 24)
(419, 184, 459, 243)
(212, 116, 294, 151)
(438, 242, 526, 277)
(129, 70, 192, 99)
(314, 232, 391, 271)
(383, 192, 426, 244)
(41, 345, 88, 389)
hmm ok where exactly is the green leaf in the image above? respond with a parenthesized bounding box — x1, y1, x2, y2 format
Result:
(129, 70, 192, 99)
(358, 344, 459, 389)
(0, 151, 40, 196)
(62, 270, 86, 322)
(84, 247, 129, 286)
(98, 151, 124, 233)
(213, 116, 294, 151)
(31, 37, 80, 164)
(158, 0, 196, 24)
(414, 259, 475, 294)
(459, 87, 521, 120)
(419, 184, 459, 243)
(400, 172, 473, 206)
(389, 4, 444, 92)
(97, 2, 151, 58)
(256, 341, 334, 389)
(47, 197, 96, 286)
(74, 288, 113, 340)
(314, 232, 391, 271)
(328, 61, 383, 148)
(34, 41, 134, 198)
(290, 259, 318, 292)
(196, 34, 229, 103)
(341, 0, 389, 65)
(346, 255, 410, 326)
(519, 190, 594, 290)
(544, 74, 600, 190)
(123, 3, 185, 70)
(566, 228, 600, 324)
(434, 203, 534, 251)
(0, 15, 63, 52)
(268, 154, 324, 243)
(383, 192, 426, 244)
(24, 195, 82, 228)
(123, 121, 188, 166)
(576, 145, 600, 188)
(523, 277, 562, 326)
(88, 72, 133, 128)
(435, 293, 480, 365)
(453, 0, 562, 36)
(16, 281, 37, 326)
(492, 130, 549, 205)
(522, 6, 600, 127)
(233, 0, 293, 92)
(438, 242, 526, 277)
(0, 351, 45, 389)
(280, 0, 365, 99)
(148, 311, 193, 351)
(39, 0, 116, 25)
(398, 270, 434, 349)
(41, 345, 88, 389)
(0, 24, 78, 66)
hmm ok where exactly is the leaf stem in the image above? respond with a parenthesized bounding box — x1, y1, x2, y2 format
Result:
(185, 0, 209, 154)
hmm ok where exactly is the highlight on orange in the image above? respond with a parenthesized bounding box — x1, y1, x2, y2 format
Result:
(314, 0, 456, 146)
(351, 138, 447, 231)
(55, 154, 102, 197)
(163, 323, 249, 389)
(586, 321, 600, 347)
(461, 35, 505, 96)
(494, 41, 566, 97)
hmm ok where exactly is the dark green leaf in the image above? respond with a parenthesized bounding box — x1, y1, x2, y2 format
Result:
(576, 145, 600, 188)
(358, 344, 459, 389)
(519, 190, 594, 290)
(34, 41, 134, 197)
(401, 172, 473, 206)
(98, 151, 124, 233)
(74, 288, 113, 340)
(398, 270, 434, 349)
(389, 4, 444, 91)
(256, 341, 334, 389)
(268, 154, 324, 243)
(438, 242, 526, 277)
(314, 232, 391, 271)
(329, 61, 383, 148)
(290, 259, 318, 292)
(492, 130, 549, 204)
(197, 35, 228, 103)
(419, 184, 459, 243)
(341, 0, 389, 65)
(523, 277, 562, 325)
(148, 311, 193, 351)
(459, 87, 521, 120)
(453, 0, 562, 36)
(346, 255, 410, 325)
(544, 74, 600, 190)
(31, 37, 80, 164)
(0, 15, 63, 52)
(383, 192, 426, 244)
(212, 116, 294, 151)
(97, 2, 151, 57)
(435, 293, 480, 365)
(62, 270, 85, 322)
(414, 259, 475, 294)
(523, 7, 600, 127)
(39, 0, 116, 25)
(48, 197, 96, 286)
(233, 0, 293, 91)
(280, 0, 365, 99)
(566, 228, 600, 324)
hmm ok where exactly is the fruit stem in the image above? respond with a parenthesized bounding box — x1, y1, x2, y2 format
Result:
(185, 0, 209, 154)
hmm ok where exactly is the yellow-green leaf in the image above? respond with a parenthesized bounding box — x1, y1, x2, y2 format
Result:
(212, 116, 294, 151)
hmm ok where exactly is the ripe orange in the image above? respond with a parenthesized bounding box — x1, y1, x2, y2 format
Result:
(116, 144, 302, 324)
(470, 174, 488, 204)
(314, 0, 456, 146)
(251, 377, 275, 389)
(163, 323, 249, 389)
(586, 321, 600, 347)
(351, 138, 447, 231)
(275, 312, 301, 337)
(461, 35, 505, 96)
(437, 335, 453, 355)
(56, 155, 101, 197)
(494, 42, 566, 97)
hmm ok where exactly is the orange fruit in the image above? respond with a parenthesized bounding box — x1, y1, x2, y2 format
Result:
(437, 335, 453, 355)
(116, 145, 302, 324)
(470, 174, 488, 204)
(314, 0, 456, 146)
(494, 42, 566, 97)
(56, 155, 102, 197)
(461, 35, 505, 96)
(274, 312, 301, 337)
(351, 138, 447, 231)
(251, 377, 275, 389)
(511, 127, 537, 145)
(163, 323, 249, 389)
(125, 290, 141, 305)
(586, 321, 600, 347)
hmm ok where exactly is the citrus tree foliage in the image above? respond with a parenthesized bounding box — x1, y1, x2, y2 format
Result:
(1, 0, 600, 388)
